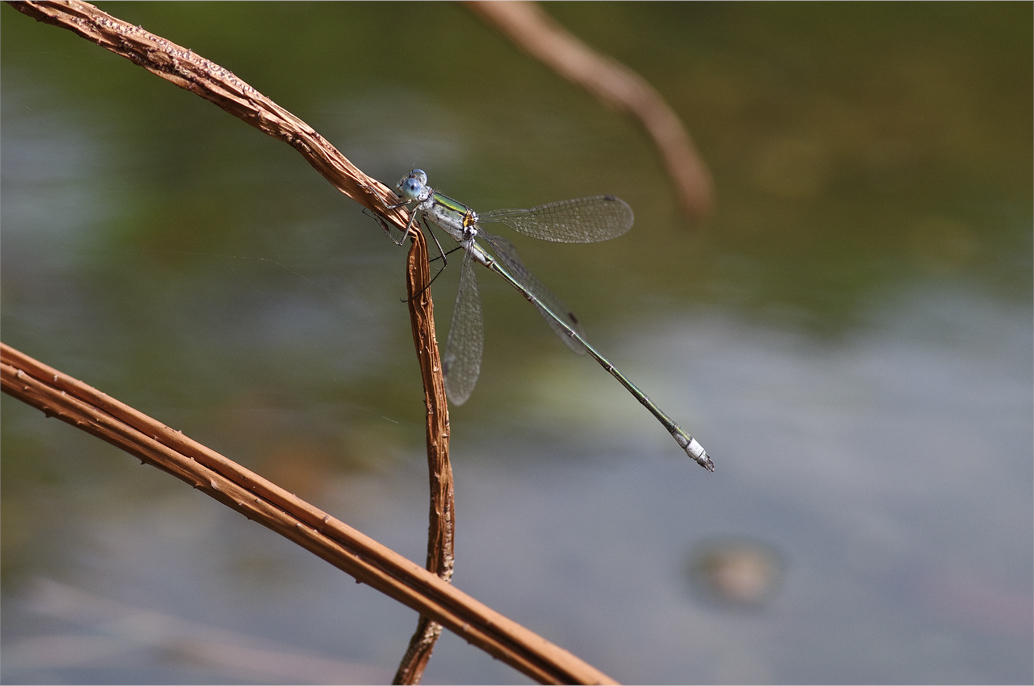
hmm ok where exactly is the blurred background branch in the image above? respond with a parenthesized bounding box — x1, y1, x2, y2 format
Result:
(467, 0, 714, 219)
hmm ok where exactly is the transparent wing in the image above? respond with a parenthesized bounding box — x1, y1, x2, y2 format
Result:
(479, 195, 633, 243)
(442, 248, 484, 406)
(481, 232, 587, 356)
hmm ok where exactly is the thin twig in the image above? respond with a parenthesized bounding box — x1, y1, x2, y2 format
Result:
(394, 228, 456, 684)
(465, 0, 714, 219)
(0, 343, 615, 685)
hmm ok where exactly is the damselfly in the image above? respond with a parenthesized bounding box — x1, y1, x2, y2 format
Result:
(384, 169, 713, 471)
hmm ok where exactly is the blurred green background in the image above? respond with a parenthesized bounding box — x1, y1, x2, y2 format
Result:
(2, 3, 1031, 684)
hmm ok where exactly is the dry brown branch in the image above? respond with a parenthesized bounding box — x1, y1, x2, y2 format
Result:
(466, 0, 714, 220)
(4, 1, 614, 683)
(8, 0, 408, 233)
(0, 342, 615, 685)
(395, 228, 456, 683)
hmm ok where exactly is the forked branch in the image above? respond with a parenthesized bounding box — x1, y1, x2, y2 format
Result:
(4, 1, 614, 683)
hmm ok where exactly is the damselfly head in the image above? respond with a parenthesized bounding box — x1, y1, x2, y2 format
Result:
(396, 169, 429, 201)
